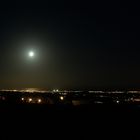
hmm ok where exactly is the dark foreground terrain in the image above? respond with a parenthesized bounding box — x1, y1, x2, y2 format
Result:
(1, 103, 140, 139)
(0, 91, 140, 139)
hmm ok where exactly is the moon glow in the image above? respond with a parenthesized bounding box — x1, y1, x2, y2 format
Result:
(29, 51, 34, 57)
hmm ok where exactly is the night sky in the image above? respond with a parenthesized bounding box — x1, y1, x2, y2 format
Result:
(0, 1, 140, 90)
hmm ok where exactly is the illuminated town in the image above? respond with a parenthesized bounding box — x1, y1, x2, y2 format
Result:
(1, 89, 140, 106)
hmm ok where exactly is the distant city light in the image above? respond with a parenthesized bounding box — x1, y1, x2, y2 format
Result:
(133, 98, 140, 102)
(38, 99, 42, 103)
(2, 97, 5, 100)
(116, 100, 119, 104)
(21, 98, 24, 101)
(60, 96, 64, 100)
(29, 98, 32, 102)
(53, 89, 59, 92)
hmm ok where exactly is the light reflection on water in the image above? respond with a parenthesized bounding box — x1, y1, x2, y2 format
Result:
(19, 88, 49, 93)
(23, 88, 42, 92)
(0, 88, 49, 93)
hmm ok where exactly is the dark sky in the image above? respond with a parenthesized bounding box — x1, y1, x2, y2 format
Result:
(0, 0, 140, 90)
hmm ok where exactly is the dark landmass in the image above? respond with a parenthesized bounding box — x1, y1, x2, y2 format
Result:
(1, 90, 140, 114)
(1, 90, 140, 139)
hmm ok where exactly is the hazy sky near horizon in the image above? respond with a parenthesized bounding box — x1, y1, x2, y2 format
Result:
(0, 1, 140, 89)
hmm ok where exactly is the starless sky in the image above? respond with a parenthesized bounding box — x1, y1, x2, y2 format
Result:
(0, 0, 140, 90)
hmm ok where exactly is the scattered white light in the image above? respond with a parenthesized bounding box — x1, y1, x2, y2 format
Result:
(21, 98, 24, 101)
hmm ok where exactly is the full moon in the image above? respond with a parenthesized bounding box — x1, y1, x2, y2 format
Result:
(28, 51, 34, 57)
